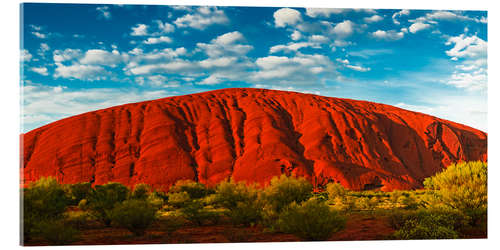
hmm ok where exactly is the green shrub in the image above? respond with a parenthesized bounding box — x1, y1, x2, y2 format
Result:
(110, 199, 157, 236)
(169, 180, 213, 199)
(167, 191, 190, 208)
(86, 182, 129, 226)
(424, 161, 487, 224)
(389, 208, 469, 239)
(263, 174, 313, 213)
(35, 219, 79, 245)
(278, 198, 346, 241)
(64, 182, 92, 206)
(227, 201, 262, 227)
(326, 182, 346, 200)
(393, 219, 459, 240)
(22, 177, 70, 242)
(180, 199, 216, 226)
(130, 183, 151, 200)
(65, 211, 93, 230)
(212, 180, 263, 226)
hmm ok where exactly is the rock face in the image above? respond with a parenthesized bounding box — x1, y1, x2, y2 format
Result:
(21, 88, 487, 191)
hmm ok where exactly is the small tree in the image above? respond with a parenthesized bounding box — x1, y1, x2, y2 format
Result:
(278, 198, 346, 241)
(263, 174, 313, 213)
(169, 179, 213, 199)
(22, 177, 71, 243)
(423, 161, 487, 224)
(130, 183, 151, 200)
(110, 199, 158, 236)
(64, 182, 92, 206)
(326, 182, 346, 200)
(86, 183, 129, 226)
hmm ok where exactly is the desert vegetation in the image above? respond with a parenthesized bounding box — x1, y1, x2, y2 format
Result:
(21, 161, 487, 245)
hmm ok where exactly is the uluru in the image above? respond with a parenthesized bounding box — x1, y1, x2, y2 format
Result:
(20, 88, 487, 191)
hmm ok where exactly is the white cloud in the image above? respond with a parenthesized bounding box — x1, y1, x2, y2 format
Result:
(143, 36, 172, 44)
(445, 34, 487, 59)
(199, 57, 237, 68)
(305, 8, 344, 18)
(32, 31, 47, 39)
(346, 64, 370, 72)
(309, 35, 329, 43)
(40, 43, 50, 52)
(409, 22, 431, 33)
(332, 20, 354, 37)
(96, 6, 111, 20)
(444, 34, 487, 91)
(54, 63, 108, 81)
(196, 32, 253, 57)
(128, 60, 194, 75)
(174, 6, 229, 29)
(372, 29, 405, 40)
(130, 24, 148, 36)
(274, 8, 302, 27)
(22, 84, 172, 132)
(200, 74, 221, 85)
(53, 49, 82, 62)
(364, 15, 383, 23)
(252, 54, 336, 85)
(447, 69, 487, 91)
(291, 30, 302, 41)
(154, 20, 175, 33)
(79, 49, 125, 67)
(269, 42, 319, 53)
(213, 31, 244, 45)
(336, 58, 370, 72)
(392, 9, 410, 25)
(30, 67, 48, 76)
(21, 49, 32, 62)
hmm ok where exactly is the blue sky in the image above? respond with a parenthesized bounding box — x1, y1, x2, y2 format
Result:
(20, 3, 487, 132)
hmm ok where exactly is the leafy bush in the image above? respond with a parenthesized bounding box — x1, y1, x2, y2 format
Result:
(86, 182, 129, 226)
(227, 201, 262, 227)
(326, 182, 346, 200)
(64, 182, 92, 206)
(35, 219, 79, 245)
(423, 161, 487, 224)
(263, 174, 313, 213)
(110, 199, 158, 236)
(389, 208, 469, 239)
(22, 177, 71, 242)
(130, 183, 151, 200)
(213, 180, 263, 226)
(169, 180, 213, 199)
(180, 199, 217, 226)
(167, 191, 190, 208)
(65, 211, 93, 230)
(393, 219, 458, 240)
(278, 198, 346, 241)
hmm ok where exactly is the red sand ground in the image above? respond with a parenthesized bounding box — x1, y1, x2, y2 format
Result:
(21, 88, 487, 191)
(24, 213, 396, 245)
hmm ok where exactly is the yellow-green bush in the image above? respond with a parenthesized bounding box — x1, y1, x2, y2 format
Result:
(86, 182, 129, 226)
(262, 174, 313, 213)
(110, 199, 157, 236)
(22, 177, 71, 242)
(278, 198, 346, 241)
(423, 161, 487, 224)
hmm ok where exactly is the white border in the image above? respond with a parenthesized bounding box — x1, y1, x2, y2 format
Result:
(1, 1, 498, 250)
